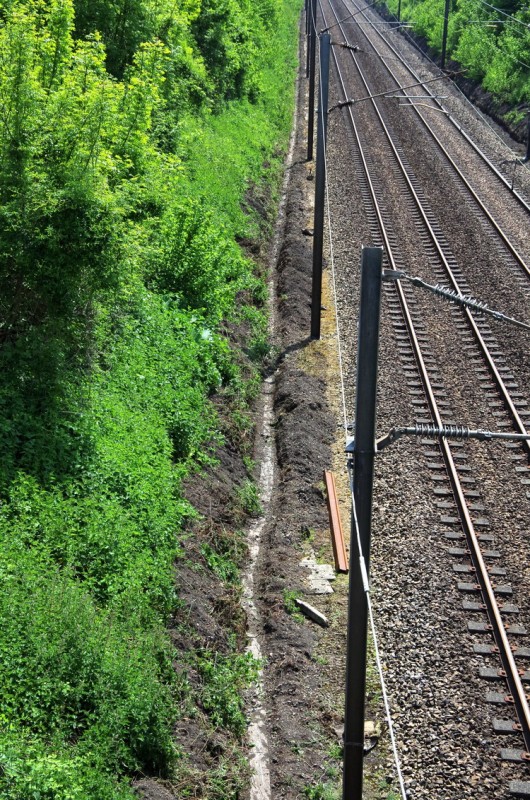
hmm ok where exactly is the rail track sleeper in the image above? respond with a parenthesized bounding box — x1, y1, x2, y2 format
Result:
(494, 718, 523, 732)
(466, 602, 486, 613)
(488, 692, 512, 704)
(458, 582, 481, 593)
(473, 642, 496, 653)
(514, 648, 530, 659)
(507, 625, 528, 636)
(502, 749, 530, 763)
(509, 779, 530, 797)
(493, 585, 514, 596)
(502, 605, 521, 616)
(483, 670, 509, 682)
(468, 620, 492, 632)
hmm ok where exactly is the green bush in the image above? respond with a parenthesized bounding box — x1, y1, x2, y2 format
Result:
(383, 0, 530, 103)
(0, 556, 178, 774)
(0, 732, 135, 800)
(0, 0, 301, 796)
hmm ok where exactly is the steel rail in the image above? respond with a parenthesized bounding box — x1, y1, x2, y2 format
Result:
(319, 0, 530, 756)
(338, 0, 530, 216)
(334, 0, 530, 282)
(325, 0, 530, 457)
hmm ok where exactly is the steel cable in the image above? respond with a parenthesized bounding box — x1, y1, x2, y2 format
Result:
(347, 464, 408, 800)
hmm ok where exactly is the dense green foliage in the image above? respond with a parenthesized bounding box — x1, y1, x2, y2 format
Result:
(0, 0, 300, 796)
(382, 0, 530, 103)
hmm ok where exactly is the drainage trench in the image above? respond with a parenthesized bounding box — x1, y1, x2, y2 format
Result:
(240, 32, 302, 800)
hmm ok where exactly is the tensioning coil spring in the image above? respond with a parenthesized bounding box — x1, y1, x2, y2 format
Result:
(411, 423, 471, 439)
(421, 282, 496, 317)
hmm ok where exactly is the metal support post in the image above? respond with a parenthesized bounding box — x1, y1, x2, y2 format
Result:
(524, 112, 530, 163)
(310, 33, 331, 340)
(441, 0, 451, 69)
(397, 0, 401, 22)
(307, 0, 317, 160)
(342, 246, 383, 800)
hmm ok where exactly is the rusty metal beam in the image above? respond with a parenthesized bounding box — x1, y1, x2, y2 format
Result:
(324, 470, 348, 573)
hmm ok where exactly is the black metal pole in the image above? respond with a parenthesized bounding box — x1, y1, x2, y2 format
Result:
(342, 246, 383, 800)
(524, 112, 530, 163)
(441, 0, 451, 69)
(310, 33, 331, 341)
(307, 0, 317, 160)
(397, 0, 401, 22)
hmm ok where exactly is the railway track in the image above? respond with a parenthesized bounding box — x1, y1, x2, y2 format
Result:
(327, 0, 530, 284)
(333, 0, 530, 218)
(312, 0, 530, 795)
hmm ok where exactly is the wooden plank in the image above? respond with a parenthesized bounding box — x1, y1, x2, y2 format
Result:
(324, 469, 349, 573)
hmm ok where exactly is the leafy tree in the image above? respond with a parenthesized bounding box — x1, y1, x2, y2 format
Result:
(190, 0, 263, 102)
